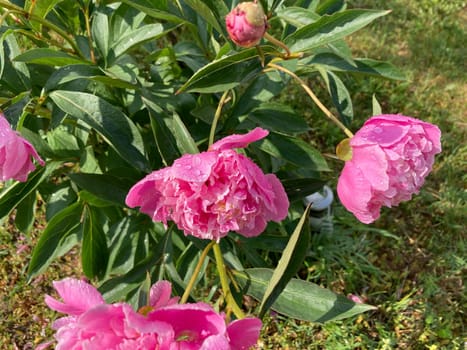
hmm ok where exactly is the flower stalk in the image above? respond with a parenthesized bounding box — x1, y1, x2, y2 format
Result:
(180, 240, 215, 304)
(213, 242, 246, 320)
(208, 90, 231, 147)
(267, 62, 354, 138)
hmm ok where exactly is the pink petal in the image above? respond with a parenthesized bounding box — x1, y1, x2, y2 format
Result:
(200, 334, 230, 350)
(210, 127, 268, 151)
(149, 280, 175, 309)
(337, 161, 377, 224)
(227, 317, 262, 350)
(45, 278, 105, 316)
(171, 152, 217, 182)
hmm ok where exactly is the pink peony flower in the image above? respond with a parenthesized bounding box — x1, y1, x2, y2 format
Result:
(0, 113, 44, 182)
(226, 1, 268, 48)
(126, 127, 289, 240)
(42, 278, 262, 350)
(337, 114, 441, 223)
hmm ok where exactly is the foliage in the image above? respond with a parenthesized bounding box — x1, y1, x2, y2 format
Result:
(0, 0, 440, 344)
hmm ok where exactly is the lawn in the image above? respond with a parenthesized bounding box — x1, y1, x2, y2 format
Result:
(0, 0, 466, 349)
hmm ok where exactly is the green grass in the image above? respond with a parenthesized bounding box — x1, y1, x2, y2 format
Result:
(0, 0, 466, 349)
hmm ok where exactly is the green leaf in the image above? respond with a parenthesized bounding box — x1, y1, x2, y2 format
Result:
(285, 10, 390, 53)
(0, 162, 59, 219)
(257, 133, 330, 171)
(182, 0, 225, 36)
(45, 185, 78, 221)
(320, 70, 353, 125)
(171, 112, 199, 154)
(282, 178, 327, 203)
(304, 53, 406, 80)
(92, 11, 110, 62)
(177, 47, 276, 93)
(25, 0, 64, 31)
(0, 30, 31, 93)
(14, 190, 37, 233)
(372, 94, 383, 115)
(146, 106, 181, 166)
(49, 90, 149, 171)
(44, 64, 101, 92)
(14, 48, 90, 66)
(106, 216, 151, 276)
(231, 71, 284, 118)
(81, 205, 109, 279)
(28, 202, 83, 280)
(245, 102, 310, 134)
(110, 23, 176, 63)
(235, 268, 377, 322)
(258, 206, 310, 317)
(136, 272, 152, 309)
(120, 0, 184, 23)
(69, 173, 132, 207)
(275, 7, 320, 28)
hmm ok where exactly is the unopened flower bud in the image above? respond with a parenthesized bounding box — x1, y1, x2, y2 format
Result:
(226, 1, 267, 48)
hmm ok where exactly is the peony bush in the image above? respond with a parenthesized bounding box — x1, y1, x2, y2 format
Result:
(0, 0, 441, 348)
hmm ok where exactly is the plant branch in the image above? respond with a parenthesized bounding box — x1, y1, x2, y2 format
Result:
(180, 241, 215, 304)
(263, 32, 291, 57)
(208, 90, 231, 147)
(82, 4, 96, 63)
(267, 62, 354, 138)
(0, 0, 85, 58)
(213, 243, 246, 320)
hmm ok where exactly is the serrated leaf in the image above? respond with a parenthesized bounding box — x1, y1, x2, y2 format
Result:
(258, 206, 310, 317)
(235, 268, 377, 322)
(28, 202, 83, 280)
(285, 10, 390, 53)
(49, 90, 149, 171)
(14, 48, 90, 66)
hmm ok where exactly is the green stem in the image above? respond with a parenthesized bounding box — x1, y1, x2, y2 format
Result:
(0, 0, 85, 58)
(180, 241, 215, 304)
(263, 32, 291, 57)
(213, 243, 245, 319)
(267, 62, 354, 138)
(208, 90, 230, 147)
(82, 4, 96, 63)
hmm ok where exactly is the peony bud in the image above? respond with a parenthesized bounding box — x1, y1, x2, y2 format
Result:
(226, 1, 267, 48)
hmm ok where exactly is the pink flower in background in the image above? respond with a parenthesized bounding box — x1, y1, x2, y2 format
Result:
(337, 114, 441, 223)
(226, 1, 268, 48)
(43, 278, 262, 350)
(0, 113, 44, 182)
(126, 127, 289, 240)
